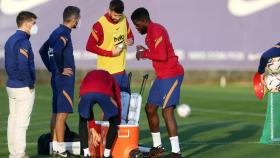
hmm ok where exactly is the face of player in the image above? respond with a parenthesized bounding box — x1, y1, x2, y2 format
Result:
(109, 10, 123, 23)
(133, 20, 147, 35)
(21, 18, 37, 35)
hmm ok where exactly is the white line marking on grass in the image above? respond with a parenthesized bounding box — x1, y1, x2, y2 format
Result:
(0, 141, 264, 145)
(180, 141, 261, 145)
(193, 108, 265, 117)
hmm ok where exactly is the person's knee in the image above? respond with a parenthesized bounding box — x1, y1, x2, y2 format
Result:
(145, 104, 157, 115)
(56, 113, 68, 122)
(17, 121, 29, 129)
(162, 106, 175, 119)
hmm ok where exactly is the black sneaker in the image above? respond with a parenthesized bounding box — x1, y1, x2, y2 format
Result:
(56, 151, 71, 158)
(165, 152, 182, 158)
(148, 146, 165, 158)
(83, 156, 91, 158)
(102, 156, 112, 158)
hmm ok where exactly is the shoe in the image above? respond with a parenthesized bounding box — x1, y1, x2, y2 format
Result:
(148, 146, 165, 158)
(56, 151, 71, 158)
(84, 156, 91, 158)
(102, 156, 112, 158)
(52, 150, 58, 157)
(165, 152, 182, 158)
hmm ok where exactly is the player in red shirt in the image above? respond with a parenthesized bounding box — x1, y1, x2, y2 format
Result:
(78, 70, 121, 158)
(131, 8, 184, 158)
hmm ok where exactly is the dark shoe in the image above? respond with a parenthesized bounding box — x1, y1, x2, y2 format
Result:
(83, 156, 91, 158)
(148, 146, 165, 158)
(165, 152, 182, 158)
(103, 156, 112, 158)
(56, 151, 71, 158)
(52, 151, 58, 157)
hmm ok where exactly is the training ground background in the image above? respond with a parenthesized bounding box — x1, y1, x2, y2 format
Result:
(0, 72, 280, 158)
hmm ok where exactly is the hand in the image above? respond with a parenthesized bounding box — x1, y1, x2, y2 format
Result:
(136, 45, 147, 52)
(62, 68, 73, 77)
(90, 128, 101, 147)
(112, 46, 121, 57)
(29, 88, 34, 93)
(136, 51, 144, 61)
(125, 38, 134, 46)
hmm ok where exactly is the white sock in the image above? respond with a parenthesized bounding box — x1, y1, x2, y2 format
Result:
(151, 132, 162, 147)
(52, 141, 58, 152)
(104, 148, 111, 157)
(83, 148, 90, 156)
(170, 136, 180, 153)
(57, 142, 66, 153)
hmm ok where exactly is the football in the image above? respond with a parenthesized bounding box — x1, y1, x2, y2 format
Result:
(266, 57, 280, 74)
(265, 73, 280, 92)
(177, 104, 191, 118)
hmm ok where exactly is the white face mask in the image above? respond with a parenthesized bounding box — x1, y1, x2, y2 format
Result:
(76, 19, 81, 28)
(30, 24, 38, 35)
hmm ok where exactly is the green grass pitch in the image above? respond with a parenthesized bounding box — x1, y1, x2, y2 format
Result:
(1, 84, 280, 158)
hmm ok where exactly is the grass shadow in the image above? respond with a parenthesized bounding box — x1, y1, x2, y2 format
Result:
(186, 124, 260, 158)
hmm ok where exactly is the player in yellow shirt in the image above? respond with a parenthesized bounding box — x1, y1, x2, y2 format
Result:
(86, 0, 133, 81)
(86, 0, 133, 123)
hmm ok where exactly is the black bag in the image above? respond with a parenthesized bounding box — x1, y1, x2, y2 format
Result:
(37, 133, 51, 155)
(37, 123, 80, 155)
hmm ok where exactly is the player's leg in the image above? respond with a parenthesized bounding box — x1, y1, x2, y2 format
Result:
(113, 72, 130, 123)
(103, 115, 119, 158)
(8, 87, 35, 158)
(95, 93, 120, 158)
(112, 72, 130, 93)
(162, 107, 181, 158)
(50, 74, 58, 154)
(145, 104, 160, 139)
(55, 75, 74, 157)
(79, 115, 91, 157)
(50, 114, 57, 153)
(162, 107, 177, 136)
(145, 79, 165, 157)
(55, 112, 69, 156)
(78, 94, 96, 157)
(161, 75, 184, 157)
(6, 87, 18, 157)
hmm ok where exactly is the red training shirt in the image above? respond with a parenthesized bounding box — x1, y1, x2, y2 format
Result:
(141, 22, 184, 79)
(79, 70, 121, 128)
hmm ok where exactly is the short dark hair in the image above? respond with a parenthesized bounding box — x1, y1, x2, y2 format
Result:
(63, 6, 80, 22)
(16, 11, 37, 27)
(131, 7, 150, 22)
(109, 0, 124, 14)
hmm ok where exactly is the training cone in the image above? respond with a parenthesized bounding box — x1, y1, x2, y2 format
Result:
(253, 72, 265, 100)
